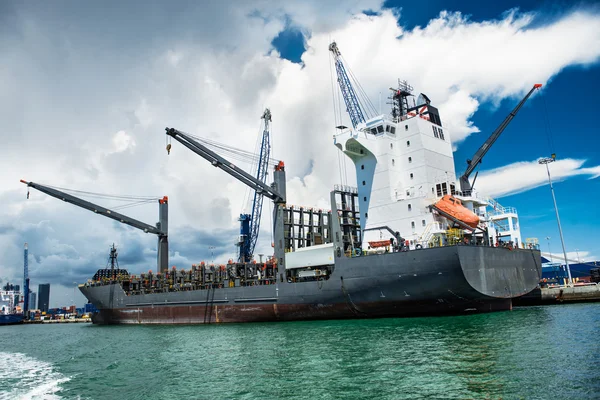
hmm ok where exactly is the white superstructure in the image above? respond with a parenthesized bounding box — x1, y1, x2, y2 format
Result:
(333, 82, 523, 250)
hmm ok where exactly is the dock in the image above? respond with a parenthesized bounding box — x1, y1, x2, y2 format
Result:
(23, 318, 92, 324)
(514, 283, 600, 306)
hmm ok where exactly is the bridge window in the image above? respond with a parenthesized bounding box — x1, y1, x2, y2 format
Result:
(385, 125, 390, 132)
(370, 128, 377, 135)
(422, 219, 426, 226)
(377, 125, 384, 133)
(433, 126, 439, 138)
(390, 126, 396, 134)
(439, 128, 445, 140)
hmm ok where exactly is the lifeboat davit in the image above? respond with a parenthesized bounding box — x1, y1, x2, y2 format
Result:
(433, 195, 479, 229)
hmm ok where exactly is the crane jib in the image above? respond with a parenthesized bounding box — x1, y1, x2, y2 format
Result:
(460, 84, 542, 194)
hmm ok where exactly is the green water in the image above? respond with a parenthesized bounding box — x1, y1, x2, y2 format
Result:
(1, 304, 599, 399)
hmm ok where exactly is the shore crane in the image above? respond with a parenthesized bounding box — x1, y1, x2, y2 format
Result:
(329, 41, 367, 129)
(238, 109, 272, 262)
(20, 180, 170, 273)
(459, 84, 542, 195)
(23, 243, 29, 313)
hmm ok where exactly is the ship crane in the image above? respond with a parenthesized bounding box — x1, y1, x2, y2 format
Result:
(239, 109, 272, 262)
(460, 84, 542, 195)
(329, 41, 369, 129)
(165, 128, 285, 203)
(20, 180, 170, 273)
(165, 127, 287, 266)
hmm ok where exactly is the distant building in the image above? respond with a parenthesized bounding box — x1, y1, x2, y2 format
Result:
(38, 283, 50, 312)
(29, 292, 36, 310)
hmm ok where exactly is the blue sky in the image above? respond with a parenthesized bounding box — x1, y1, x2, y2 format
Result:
(1, 0, 599, 307)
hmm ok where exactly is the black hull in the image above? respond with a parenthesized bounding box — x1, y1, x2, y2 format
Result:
(81, 246, 541, 324)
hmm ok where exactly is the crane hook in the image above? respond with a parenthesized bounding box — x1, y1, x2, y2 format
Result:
(27, 190, 30, 199)
(166, 143, 171, 155)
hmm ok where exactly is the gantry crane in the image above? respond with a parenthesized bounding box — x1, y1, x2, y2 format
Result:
(239, 109, 272, 262)
(20, 180, 170, 273)
(460, 84, 542, 195)
(329, 41, 367, 129)
(165, 127, 286, 265)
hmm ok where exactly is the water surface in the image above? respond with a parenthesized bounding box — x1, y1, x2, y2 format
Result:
(1, 304, 599, 399)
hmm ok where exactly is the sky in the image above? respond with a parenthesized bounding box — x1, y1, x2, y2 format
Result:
(1, 0, 599, 308)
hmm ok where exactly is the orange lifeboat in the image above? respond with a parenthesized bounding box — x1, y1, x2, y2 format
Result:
(368, 240, 391, 248)
(433, 195, 479, 229)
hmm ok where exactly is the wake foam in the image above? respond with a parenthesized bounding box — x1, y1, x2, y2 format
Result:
(0, 352, 71, 400)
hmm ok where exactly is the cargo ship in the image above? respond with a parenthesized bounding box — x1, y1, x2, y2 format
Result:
(1, 283, 24, 325)
(25, 44, 542, 324)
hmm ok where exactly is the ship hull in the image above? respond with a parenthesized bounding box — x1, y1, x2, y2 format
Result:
(0, 314, 24, 325)
(81, 246, 541, 324)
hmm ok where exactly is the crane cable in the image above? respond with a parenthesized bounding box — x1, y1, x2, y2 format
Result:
(241, 114, 270, 214)
(184, 132, 279, 167)
(29, 183, 161, 211)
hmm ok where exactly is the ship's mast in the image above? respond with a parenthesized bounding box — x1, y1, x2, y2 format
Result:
(109, 244, 118, 272)
(388, 80, 414, 122)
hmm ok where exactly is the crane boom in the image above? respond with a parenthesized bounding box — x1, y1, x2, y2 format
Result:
(20, 180, 169, 272)
(165, 127, 285, 203)
(239, 109, 272, 262)
(460, 84, 542, 195)
(329, 42, 366, 129)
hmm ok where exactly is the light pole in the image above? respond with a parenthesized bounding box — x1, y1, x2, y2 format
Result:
(545, 236, 552, 262)
(539, 154, 572, 285)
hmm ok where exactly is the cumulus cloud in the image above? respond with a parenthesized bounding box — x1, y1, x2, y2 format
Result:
(475, 158, 600, 198)
(1, 2, 600, 306)
(112, 130, 136, 153)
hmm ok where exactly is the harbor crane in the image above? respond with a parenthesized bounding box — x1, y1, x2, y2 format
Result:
(165, 127, 287, 265)
(459, 84, 542, 195)
(20, 180, 170, 273)
(329, 41, 367, 129)
(238, 109, 272, 262)
(23, 243, 29, 313)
